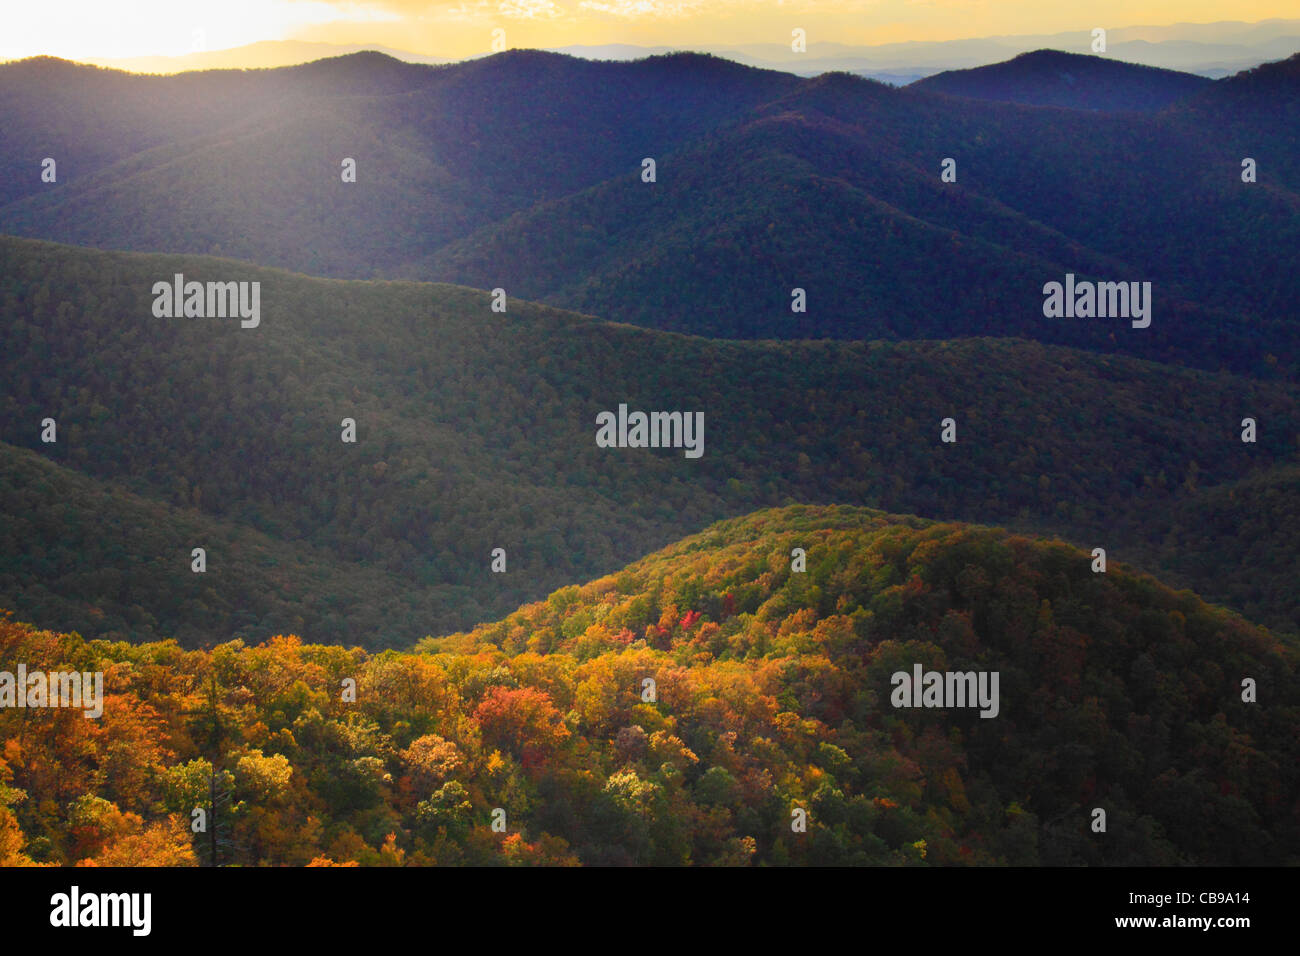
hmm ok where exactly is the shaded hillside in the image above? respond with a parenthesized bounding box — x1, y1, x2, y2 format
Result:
(1138, 465, 1300, 632)
(1168, 52, 1300, 187)
(427, 69, 1300, 373)
(0, 53, 439, 210)
(0, 51, 798, 274)
(2, 506, 1295, 866)
(909, 50, 1212, 111)
(0, 237, 1296, 644)
(0, 443, 455, 648)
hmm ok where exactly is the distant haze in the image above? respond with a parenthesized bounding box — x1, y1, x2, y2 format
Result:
(3, 0, 1299, 73)
(30, 19, 1300, 83)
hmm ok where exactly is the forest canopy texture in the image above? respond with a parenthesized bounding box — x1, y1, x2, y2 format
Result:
(1, 507, 1296, 867)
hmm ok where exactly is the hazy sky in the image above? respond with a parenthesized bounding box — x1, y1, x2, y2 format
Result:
(4, 0, 1297, 61)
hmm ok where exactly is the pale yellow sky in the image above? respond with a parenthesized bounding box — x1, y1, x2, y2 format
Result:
(3, 0, 1297, 61)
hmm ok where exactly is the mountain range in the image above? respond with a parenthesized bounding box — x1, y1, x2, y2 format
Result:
(909, 50, 1214, 110)
(49, 19, 1300, 80)
(1, 48, 1297, 379)
(0, 234, 1296, 648)
(0, 38, 1297, 870)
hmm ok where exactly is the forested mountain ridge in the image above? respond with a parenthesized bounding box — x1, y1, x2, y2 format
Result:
(1, 236, 1296, 646)
(1, 49, 1296, 374)
(427, 64, 1299, 370)
(0, 40, 1295, 873)
(0, 50, 798, 256)
(1166, 52, 1300, 187)
(1, 505, 1295, 866)
(910, 50, 1214, 110)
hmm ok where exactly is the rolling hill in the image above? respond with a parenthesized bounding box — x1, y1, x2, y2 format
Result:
(1, 50, 1296, 376)
(0, 236, 1296, 647)
(420, 64, 1300, 374)
(2, 505, 1295, 866)
(0, 51, 798, 256)
(909, 50, 1213, 110)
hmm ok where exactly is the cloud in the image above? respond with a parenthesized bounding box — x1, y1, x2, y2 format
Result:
(292, 0, 883, 20)
(573, 0, 881, 18)
(498, 0, 565, 17)
(325, 0, 712, 18)
(577, 1, 705, 17)
(381, 1, 563, 21)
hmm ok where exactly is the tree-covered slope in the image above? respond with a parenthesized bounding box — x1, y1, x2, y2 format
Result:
(1, 506, 1294, 866)
(1168, 52, 1300, 188)
(0, 51, 799, 275)
(0, 236, 1296, 644)
(427, 70, 1300, 373)
(1136, 465, 1300, 632)
(910, 50, 1212, 111)
(0, 442, 455, 648)
(0, 52, 440, 210)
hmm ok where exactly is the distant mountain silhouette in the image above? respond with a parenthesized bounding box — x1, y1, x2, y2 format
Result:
(78, 40, 454, 74)
(910, 50, 1212, 110)
(29, 18, 1300, 77)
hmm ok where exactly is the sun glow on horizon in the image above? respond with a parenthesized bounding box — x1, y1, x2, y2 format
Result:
(2, 1, 1298, 64)
(0, 0, 397, 61)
